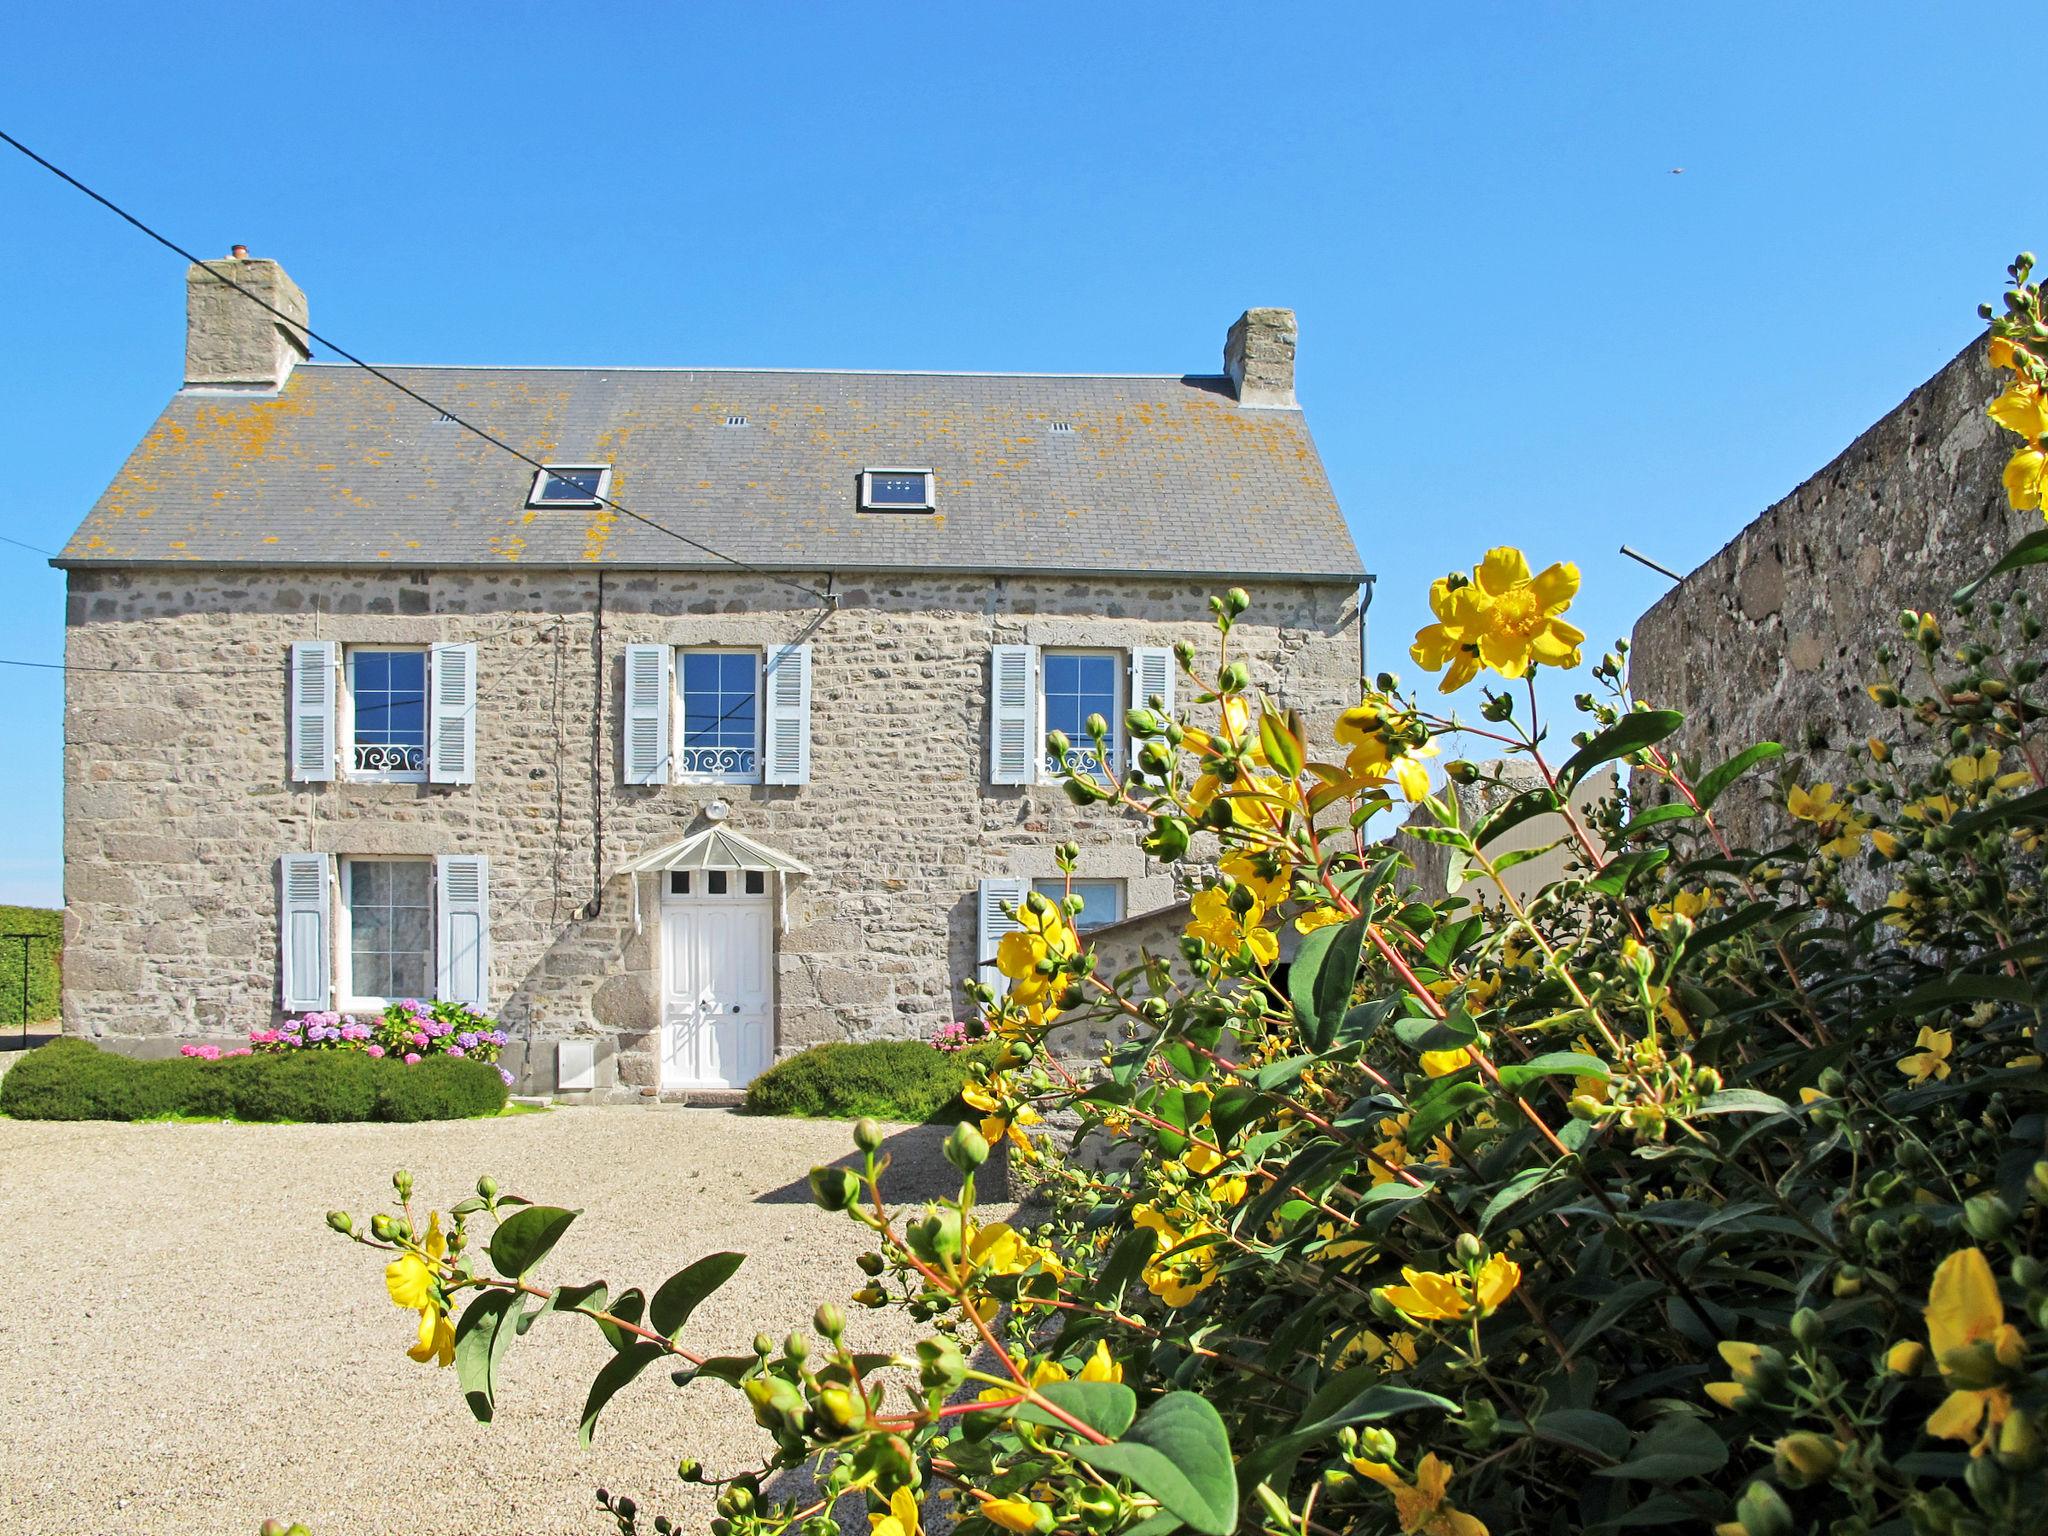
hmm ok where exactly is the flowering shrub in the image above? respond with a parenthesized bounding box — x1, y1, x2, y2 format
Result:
(330, 267, 2048, 1536)
(248, 1000, 512, 1085)
(931, 1021, 973, 1053)
(178, 1042, 251, 1061)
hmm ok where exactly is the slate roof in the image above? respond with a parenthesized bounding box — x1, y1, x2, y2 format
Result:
(59, 363, 1364, 581)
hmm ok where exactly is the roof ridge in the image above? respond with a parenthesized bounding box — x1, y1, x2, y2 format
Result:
(293, 361, 1232, 383)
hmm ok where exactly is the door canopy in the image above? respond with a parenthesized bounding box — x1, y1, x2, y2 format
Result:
(619, 826, 814, 877)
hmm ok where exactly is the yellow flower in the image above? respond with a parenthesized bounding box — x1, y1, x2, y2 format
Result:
(870, 1486, 923, 1536)
(1409, 578, 1492, 693)
(1467, 547, 1586, 680)
(979, 1497, 1038, 1534)
(1185, 887, 1278, 967)
(384, 1213, 455, 1367)
(1295, 905, 1344, 935)
(1885, 1340, 1928, 1376)
(1870, 828, 1902, 858)
(1902, 793, 1958, 825)
(1787, 782, 1845, 826)
(1353, 1452, 1489, 1536)
(2006, 447, 2048, 513)
(1898, 1026, 1953, 1084)
(1704, 1340, 1769, 1410)
(1989, 336, 2017, 371)
(1951, 749, 2004, 789)
(1220, 850, 1290, 906)
(1183, 1143, 1225, 1176)
(1078, 1341, 1123, 1383)
(967, 1220, 1062, 1281)
(1140, 1221, 1221, 1308)
(1924, 1247, 2019, 1454)
(1989, 382, 2048, 444)
(1377, 1256, 1519, 1322)
(1419, 1028, 1487, 1078)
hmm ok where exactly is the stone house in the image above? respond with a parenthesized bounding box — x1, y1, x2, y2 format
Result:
(56, 253, 1366, 1098)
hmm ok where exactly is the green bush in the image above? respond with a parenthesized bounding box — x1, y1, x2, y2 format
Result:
(744, 1039, 1000, 1121)
(0, 905, 61, 1027)
(0, 1038, 507, 1122)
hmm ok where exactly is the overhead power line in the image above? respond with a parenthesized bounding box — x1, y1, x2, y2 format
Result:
(0, 532, 58, 559)
(0, 127, 836, 610)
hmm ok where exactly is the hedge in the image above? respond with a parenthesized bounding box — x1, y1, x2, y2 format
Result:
(0, 1038, 509, 1122)
(0, 905, 61, 1027)
(743, 1039, 1000, 1122)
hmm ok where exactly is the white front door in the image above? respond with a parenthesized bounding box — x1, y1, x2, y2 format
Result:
(660, 877, 773, 1090)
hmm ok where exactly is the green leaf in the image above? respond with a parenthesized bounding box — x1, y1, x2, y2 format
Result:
(1239, 1384, 1457, 1484)
(1254, 1055, 1314, 1092)
(488, 1204, 580, 1280)
(649, 1252, 745, 1341)
(1011, 1379, 1138, 1438)
(580, 1341, 666, 1446)
(1557, 711, 1683, 795)
(1406, 1076, 1486, 1147)
(1693, 1089, 1791, 1118)
(1692, 742, 1784, 810)
(1594, 1414, 1729, 1480)
(1097, 1226, 1160, 1303)
(1290, 917, 1368, 1051)
(1479, 1167, 1562, 1233)
(1072, 1393, 1238, 1536)
(671, 1353, 754, 1387)
(1587, 847, 1670, 897)
(1475, 786, 1564, 848)
(522, 1278, 608, 1336)
(1616, 801, 1697, 842)
(453, 1289, 521, 1422)
(1497, 1052, 1608, 1091)
(594, 1287, 646, 1352)
(1955, 526, 2048, 602)
(1208, 1083, 1263, 1145)
(1565, 1279, 1666, 1354)
(1528, 1407, 1630, 1463)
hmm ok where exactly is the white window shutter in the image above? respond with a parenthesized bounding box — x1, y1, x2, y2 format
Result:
(987, 644, 1039, 785)
(436, 854, 490, 1007)
(623, 643, 672, 785)
(428, 642, 478, 785)
(976, 877, 1030, 998)
(761, 643, 812, 786)
(289, 641, 338, 783)
(1130, 646, 1176, 718)
(278, 852, 332, 1011)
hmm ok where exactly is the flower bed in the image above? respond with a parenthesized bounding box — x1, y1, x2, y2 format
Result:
(182, 1000, 514, 1085)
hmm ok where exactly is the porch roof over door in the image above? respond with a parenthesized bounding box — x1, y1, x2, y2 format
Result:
(617, 825, 814, 877)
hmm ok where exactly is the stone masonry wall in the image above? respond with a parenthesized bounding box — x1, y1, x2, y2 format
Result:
(62, 566, 1358, 1095)
(1629, 338, 2040, 844)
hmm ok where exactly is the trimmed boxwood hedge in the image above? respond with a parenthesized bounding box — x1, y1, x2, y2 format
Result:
(743, 1039, 1000, 1122)
(0, 1038, 509, 1122)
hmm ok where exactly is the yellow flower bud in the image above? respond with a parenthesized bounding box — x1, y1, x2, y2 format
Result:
(1884, 1340, 1927, 1376)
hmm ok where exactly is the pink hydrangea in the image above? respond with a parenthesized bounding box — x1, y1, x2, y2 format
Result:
(403, 1052, 421, 1065)
(365, 1043, 385, 1059)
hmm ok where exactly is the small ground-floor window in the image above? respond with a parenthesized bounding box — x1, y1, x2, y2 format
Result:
(343, 857, 433, 1005)
(1034, 877, 1125, 932)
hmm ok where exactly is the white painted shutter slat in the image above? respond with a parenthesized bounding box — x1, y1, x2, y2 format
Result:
(623, 643, 672, 785)
(987, 644, 1039, 785)
(279, 852, 332, 1011)
(976, 877, 1030, 998)
(1130, 646, 1176, 718)
(436, 854, 490, 1007)
(428, 642, 478, 785)
(761, 643, 812, 786)
(289, 641, 338, 783)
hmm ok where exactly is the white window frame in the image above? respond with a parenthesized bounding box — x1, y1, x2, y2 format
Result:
(859, 467, 936, 513)
(1038, 647, 1126, 783)
(674, 646, 765, 786)
(342, 645, 430, 784)
(1033, 877, 1125, 932)
(527, 464, 612, 508)
(336, 855, 437, 1011)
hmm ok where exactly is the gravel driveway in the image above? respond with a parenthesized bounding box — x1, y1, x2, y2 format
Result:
(0, 1107, 1003, 1536)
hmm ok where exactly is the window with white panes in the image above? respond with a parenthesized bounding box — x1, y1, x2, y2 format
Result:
(345, 647, 429, 779)
(341, 857, 434, 1005)
(1032, 878, 1124, 932)
(677, 650, 762, 782)
(1041, 650, 1123, 780)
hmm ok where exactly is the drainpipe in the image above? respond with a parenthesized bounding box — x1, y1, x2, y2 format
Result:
(1357, 574, 1377, 682)
(583, 568, 606, 920)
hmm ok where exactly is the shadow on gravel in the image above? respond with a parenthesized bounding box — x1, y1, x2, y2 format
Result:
(754, 1120, 986, 1205)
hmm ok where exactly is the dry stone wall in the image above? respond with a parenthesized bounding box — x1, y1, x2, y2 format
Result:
(1629, 339, 2041, 844)
(62, 566, 1358, 1096)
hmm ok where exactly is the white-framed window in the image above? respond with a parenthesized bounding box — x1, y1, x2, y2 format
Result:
(343, 646, 429, 780)
(339, 856, 434, 1007)
(528, 464, 611, 508)
(1032, 878, 1124, 932)
(859, 468, 935, 513)
(1041, 649, 1124, 781)
(677, 648, 763, 783)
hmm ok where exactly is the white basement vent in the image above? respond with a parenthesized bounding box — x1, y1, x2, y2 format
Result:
(725, 415, 748, 427)
(1048, 421, 1074, 434)
(556, 1038, 597, 1092)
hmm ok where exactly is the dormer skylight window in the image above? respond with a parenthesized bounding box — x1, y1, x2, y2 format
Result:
(528, 465, 611, 508)
(859, 468, 936, 513)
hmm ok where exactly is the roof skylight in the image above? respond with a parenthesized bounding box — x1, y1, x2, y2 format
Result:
(859, 469, 936, 513)
(528, 465, 611, 507)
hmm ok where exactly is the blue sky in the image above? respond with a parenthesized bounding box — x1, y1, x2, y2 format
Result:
(0, 3, 2014, 906)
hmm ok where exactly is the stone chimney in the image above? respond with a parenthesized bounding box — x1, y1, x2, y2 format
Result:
(1223, 307, 1298, 408)
(184, 249, 310, 390)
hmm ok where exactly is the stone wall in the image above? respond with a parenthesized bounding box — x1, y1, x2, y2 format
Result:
(61, 566, 1358, 1096)
(1629, 338, 2037, 843)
